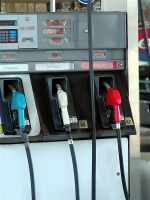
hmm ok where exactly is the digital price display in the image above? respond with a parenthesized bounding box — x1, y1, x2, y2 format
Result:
(47, 20, 66, 26)
(52, 38, 61, 42)
(0, 21, 14, 26)
(43, 29, 65, 34)
(2, 54, 14, 59)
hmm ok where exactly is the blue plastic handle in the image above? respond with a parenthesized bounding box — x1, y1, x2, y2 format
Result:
(11, 91, 26, 128)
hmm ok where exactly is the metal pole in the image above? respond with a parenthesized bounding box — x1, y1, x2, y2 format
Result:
(50, 0, 56, 12)
(87, 1, 96, 200)
(0, 0, 1, 12)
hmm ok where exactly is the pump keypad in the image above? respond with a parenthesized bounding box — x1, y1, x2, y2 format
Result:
(0, 30, 17, 43)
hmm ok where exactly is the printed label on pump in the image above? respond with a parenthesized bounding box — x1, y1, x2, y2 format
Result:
(35, 63, 74, 71)
(70, 116, 78, 123)
(25, 119, 30, 125)
(0, 64, 28, 72)
(125, 117, 134, 125)
(0, 117, 3, 133)
(78, 120, 88, 129)
(80, 62, 118, 69)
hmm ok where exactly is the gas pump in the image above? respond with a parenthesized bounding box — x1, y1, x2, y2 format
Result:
(0, 11, 136, 200)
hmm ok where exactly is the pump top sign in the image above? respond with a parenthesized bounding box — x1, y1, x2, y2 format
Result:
(77, 0, 95, 5)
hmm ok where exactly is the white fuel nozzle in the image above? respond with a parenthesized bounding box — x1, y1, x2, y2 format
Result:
(56, 84, 70, 126)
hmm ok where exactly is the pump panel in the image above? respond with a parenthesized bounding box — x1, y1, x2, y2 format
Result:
(0, 12, 135, 144)
(18, 15, 38, 49)
(0, 7, 139, 200)
(0, 12, 126, 51)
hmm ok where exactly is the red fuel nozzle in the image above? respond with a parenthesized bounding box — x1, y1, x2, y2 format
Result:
(104, 83, 121, 123)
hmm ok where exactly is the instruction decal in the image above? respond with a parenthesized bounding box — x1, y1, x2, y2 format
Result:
(125, 117, 134, 125)
(78, 120, 88, 129)
(70, 117, 78, 123)
(35, 63, 74, 71)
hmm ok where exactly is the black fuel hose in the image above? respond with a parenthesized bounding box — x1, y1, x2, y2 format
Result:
(116, 128, 130, 200)
(87, 1, 97, 200)
(66, 127, 80, 200)
(138, 0, 150, 67)
(56, 84, 80, 200)
(68, 142, 80, 200)
(21, 132, 36, 200)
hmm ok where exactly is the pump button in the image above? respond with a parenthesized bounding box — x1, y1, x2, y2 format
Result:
(10, 36, 16, 39)
(10, 39, 16, 42)
(51, 53, 58, 57)
(10, 31, 16, 34)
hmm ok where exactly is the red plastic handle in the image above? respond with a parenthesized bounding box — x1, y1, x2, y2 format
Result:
(105, 88, 121, 123)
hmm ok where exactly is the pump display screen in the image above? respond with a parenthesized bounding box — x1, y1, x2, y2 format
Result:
(43, 37, 71, 44)
(43, 29, 70, 35)
(43, 29, 65, 34)
(47, 20, 66, 26)
(2, 54, 13, 59)
(0, 21, 14, 26)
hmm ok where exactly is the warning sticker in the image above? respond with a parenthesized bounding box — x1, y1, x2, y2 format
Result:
(78, 120, 88, 129)
(0, 124, 3, 133)
(0, 117, 3, 133)
(25, 119, 30, 125)
(125, 117, 134, 125)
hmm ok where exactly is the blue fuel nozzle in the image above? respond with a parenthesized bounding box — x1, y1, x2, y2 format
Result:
(11, 91, 26, 128)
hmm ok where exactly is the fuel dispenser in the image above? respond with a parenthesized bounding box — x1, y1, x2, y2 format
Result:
(0, 12, 136, 200)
